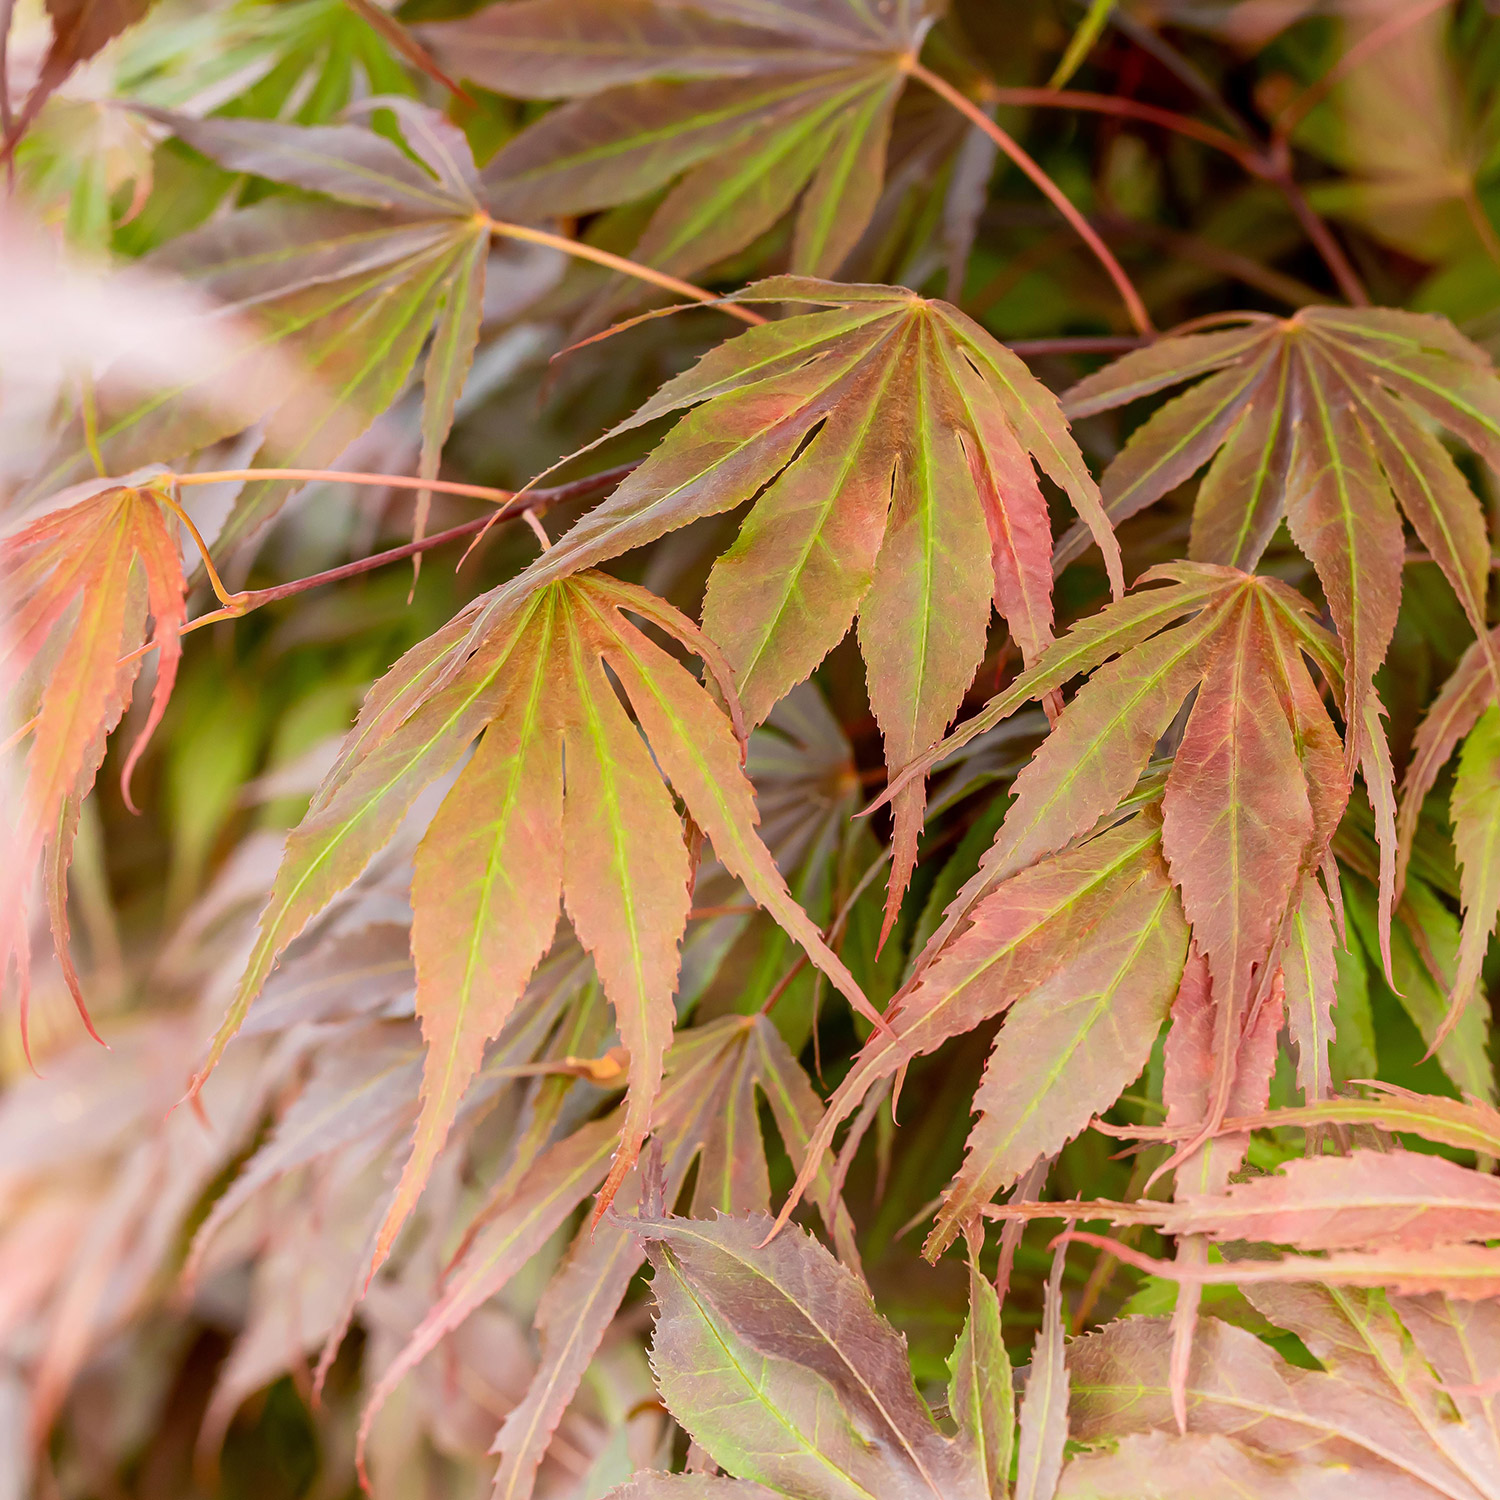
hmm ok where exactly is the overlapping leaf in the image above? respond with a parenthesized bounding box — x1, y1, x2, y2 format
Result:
(786, 564, 1349, 1247)
(1069, 1288, 1500, 1499)
(1, 483, 188, 1050)
(196, 571, 869, 1278)
(30, 105, 490, 553)
(423, 0, 936, 291)
(627, 1211, 988, 1500)
(1060, 307, 1500, 815)
(359, 1014, 854, 1498)
(465, 277, 1118, 931)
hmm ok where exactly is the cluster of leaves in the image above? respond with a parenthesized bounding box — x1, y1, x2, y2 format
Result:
(7, 1, 1500, 1497)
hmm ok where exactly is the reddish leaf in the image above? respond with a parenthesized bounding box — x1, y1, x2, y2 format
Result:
(1, 484, 188, 1050)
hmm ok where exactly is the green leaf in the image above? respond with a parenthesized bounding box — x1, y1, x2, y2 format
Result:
(948, 1263, 1013, 1500)
(1448, 704, 1500, 1044)
(431, 0, 931, 285)
(637, 1213, 986, 1500)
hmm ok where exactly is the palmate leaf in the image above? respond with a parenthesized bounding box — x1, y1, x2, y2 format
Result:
(463, 277, 1119, 931)
(1, 483, 188, 1050)
(358, 1014, 854, 1497)
(29, 105, 490, 553)
(1059, 307, 1500, 825)
(423, 0, 936, 291)
(1069, 1287, 1500, 1499)
(196, 571, 869, 1277)
(626, 1211, 988, 1500)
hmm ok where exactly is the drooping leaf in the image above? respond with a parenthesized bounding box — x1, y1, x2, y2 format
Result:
(636, 1211, 986, 1500)
(197, 573, 871, 1275)
(1, 483, 188, 1049)
(489, 1015, 856, 1500)
(424, 0, 934, 288)
(460, 277, 1116, 925)
(29, 107, 491, 554)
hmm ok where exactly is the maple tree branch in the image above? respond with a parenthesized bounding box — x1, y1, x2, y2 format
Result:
(908, 61, 1155, 335)
(985, 86, 1256, 167)
(173, 466, 528, 505)
(476, 213, 766, 327)
(1271, 170, 1370, 306)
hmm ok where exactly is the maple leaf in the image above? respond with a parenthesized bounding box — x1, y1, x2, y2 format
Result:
(29, 104, 491, 554)
(195, 571, 870, 1278)
(422, 0, 936, 293)
(776, 808, 1188, 1258)
(1069, 1288, 1500, 1498)
(358, 1014, 855, 1496)
(1, 482, 189, 1053)
(463, 276, 1119, 933)
(806, 564, 1352, 1233)
(628, 1211, 989, 1500)
(1059, 306, 1500, 853)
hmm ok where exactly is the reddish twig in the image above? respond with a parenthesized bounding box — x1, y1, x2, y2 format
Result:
(909, 60, 1154, 335)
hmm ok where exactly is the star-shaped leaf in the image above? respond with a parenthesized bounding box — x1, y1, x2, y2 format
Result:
(1060, 307, 1500, 824)
(196, 571, 871, 1274)
(463, 277, 1119, 934)
(424, 0, 938, 290)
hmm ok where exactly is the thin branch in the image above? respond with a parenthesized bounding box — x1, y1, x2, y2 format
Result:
(985, 85, 1255, 166)
(1006, 334, 1147, 356)
(1274, 171, 1370, 306)
(477, 213, 766, 326)
(909, 60, 1154, 335)
(110, 462, 640, 662)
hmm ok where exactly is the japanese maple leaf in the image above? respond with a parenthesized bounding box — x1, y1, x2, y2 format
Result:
(423, 0, 937, 290)
(195, 570, 872, 1275)
(30, 104, 490, 555)
(357, 1012, 860, 1499)
(601, 1213, 1077, 1500)
(1070, 1286, 1500, 1498)
(1, 482, 188, 1054)
(460, 277, 1120, 937)
(1059, 306, 1500, 828)
(777, 563, 1351, 1250)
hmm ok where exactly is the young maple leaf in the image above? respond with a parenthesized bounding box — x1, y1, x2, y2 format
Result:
(1059, 306, 1500, 853)
(1, 482, 188, 1054)
(195, 571, 872, 1276)
(423, 0, 937, 289)
(30, 104, 490, 555)
(460, 276, 1120, 938)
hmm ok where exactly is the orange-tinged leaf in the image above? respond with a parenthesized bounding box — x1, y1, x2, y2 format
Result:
(206, 575, 871, 1268)
(1, 484, 188, 1048)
